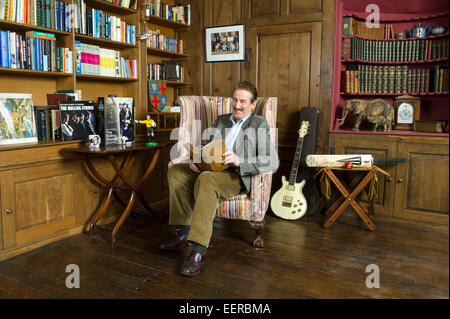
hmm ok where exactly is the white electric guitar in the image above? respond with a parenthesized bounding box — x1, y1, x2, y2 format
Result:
(270, 121, 310, 220)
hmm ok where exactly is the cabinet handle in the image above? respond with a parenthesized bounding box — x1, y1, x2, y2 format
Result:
(93, 189, 99, 193)
(5, 209, 13, 215)
(397, 178, 403, 183)
(387, 177, 392, 182)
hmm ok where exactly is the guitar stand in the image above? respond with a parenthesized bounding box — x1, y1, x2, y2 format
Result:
(314, 166, 390, 231)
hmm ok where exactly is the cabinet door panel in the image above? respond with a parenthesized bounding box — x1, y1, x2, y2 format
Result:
(2, 164, 76, 250)
(395, 142, 449, 225)
(15, 174, 73, 230)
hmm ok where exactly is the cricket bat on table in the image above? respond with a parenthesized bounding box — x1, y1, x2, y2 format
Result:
(306, 155, 405, 168)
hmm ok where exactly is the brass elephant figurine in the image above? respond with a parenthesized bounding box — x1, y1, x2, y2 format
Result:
(338, 99, 395, 132)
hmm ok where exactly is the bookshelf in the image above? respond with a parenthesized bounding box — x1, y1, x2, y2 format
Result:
(0, 0, 142, 114)
(332, 0, 449, 137)
(141, 0, 190, 112)
(329, 0, 449, 226)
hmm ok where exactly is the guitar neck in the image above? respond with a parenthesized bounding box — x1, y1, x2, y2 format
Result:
(288, 137, 304, 185)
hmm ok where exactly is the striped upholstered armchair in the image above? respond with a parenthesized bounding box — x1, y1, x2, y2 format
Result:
(169, 96, 277, 248)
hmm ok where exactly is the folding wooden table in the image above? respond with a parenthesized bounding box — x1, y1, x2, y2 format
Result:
(314, 165, 390, 231)
(68, 141, 172, 243)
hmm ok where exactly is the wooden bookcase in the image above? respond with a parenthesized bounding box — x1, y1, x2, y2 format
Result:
(329, 0, 449, 226)
(0, 0, 142, 116)
(0, 0, 189, 260)
(332, 0, 449, 137)
(141, 0, 190, 112)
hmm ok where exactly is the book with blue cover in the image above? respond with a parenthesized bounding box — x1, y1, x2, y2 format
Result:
(0, 31, 9, 68)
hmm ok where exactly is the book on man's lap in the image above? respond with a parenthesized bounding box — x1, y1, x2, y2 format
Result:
(187, 139, 230, 172)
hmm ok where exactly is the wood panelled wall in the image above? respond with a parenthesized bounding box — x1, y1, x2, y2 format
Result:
(177, 0, 335, 192)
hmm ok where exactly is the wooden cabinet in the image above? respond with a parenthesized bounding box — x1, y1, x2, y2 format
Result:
(330, 133, 449, 225)
(329, 1, 449, 227)
(0, 141, 163, 259)
(0, 164, 77, 250)
(0, 143, 98, 258)
(0, 1, 181, 260)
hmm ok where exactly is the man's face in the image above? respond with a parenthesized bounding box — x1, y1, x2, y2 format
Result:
(232, 88, 256, 121)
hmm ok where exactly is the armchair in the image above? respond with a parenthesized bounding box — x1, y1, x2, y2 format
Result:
(169, 96, 277, 248)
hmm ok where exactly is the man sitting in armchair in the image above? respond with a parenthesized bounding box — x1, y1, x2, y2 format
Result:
(161, 81, 279, 277)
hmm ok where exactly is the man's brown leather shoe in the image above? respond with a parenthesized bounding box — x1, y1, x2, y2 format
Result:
(180, 251, 205, 277)
(160, 230, 188, 251)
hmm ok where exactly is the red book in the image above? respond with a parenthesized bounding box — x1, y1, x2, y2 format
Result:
(46, 93, 71, 106)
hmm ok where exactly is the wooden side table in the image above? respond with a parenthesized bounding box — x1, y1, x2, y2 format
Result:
(68, 141, 173, 243)
(314, 166, 390, 231)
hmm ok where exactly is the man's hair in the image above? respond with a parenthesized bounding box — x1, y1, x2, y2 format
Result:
(233, 81, 258, 103)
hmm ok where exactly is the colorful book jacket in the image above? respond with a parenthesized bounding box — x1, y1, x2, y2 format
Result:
(58, 100, 96, 141)
(0, 93, 37, 145)
(103, 97, 134, 145)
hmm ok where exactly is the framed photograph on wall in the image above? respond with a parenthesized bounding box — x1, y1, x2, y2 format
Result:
(205, 24, 245, 62)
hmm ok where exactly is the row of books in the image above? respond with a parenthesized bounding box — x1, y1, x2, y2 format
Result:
(342, 37, 449, 62)
(0, 0, 73, 32)
(144, 0, 190, 25)
(342, 17, 394, 40)
(35, 93, 136, 145)
(74, 0, 136, 44)
(146, 29, 183, 53)
(101, 0, 137, 10)
(75, 40, 137, 78)
(147, 62, 184, 82)
(0, 30, 72, 72)
(342, 65, 449, 94)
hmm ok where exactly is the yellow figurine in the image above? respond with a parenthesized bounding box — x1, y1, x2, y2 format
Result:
(135, 114, 157, 146)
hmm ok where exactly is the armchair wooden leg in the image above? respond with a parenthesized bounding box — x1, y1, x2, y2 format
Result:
(250, 222, 264, 249)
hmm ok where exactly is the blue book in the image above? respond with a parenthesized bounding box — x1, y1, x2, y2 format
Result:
(0, 31, 7, 68)
(62, 2, 66, 32)
(35, 38, 39, 71)
(67, 3, 72, 32)
(66, 2, 70, 32)
(6, 31, 10, 68)
(60, 1, 64, 31)
(105, 14, 109, 40)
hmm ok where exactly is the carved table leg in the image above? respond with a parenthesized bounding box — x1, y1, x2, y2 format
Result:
(250, 222, 265, 249)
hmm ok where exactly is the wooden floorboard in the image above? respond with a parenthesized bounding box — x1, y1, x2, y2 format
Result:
(0, 205, 448, 299)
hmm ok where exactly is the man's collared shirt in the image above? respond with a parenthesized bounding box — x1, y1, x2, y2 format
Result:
(224, 112, 252, 150)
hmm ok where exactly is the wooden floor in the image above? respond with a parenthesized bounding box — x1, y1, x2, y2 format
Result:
(0, 205, 448, 299)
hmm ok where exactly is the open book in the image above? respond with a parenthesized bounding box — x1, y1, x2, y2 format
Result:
(187, 139, 231, 172)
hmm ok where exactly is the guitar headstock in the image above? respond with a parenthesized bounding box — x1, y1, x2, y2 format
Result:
(298, 121, 310, 138)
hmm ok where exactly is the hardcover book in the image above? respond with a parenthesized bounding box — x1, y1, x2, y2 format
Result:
(0, 93, 37, 145)
(187, 139, 231, 172)
(58, 100, 96, 141)
(103, 97, 135, 145)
